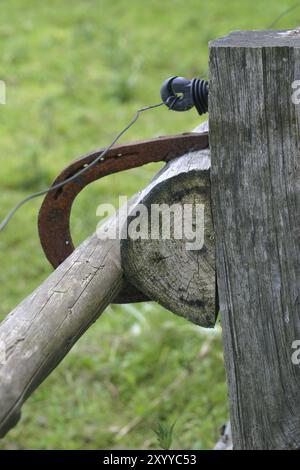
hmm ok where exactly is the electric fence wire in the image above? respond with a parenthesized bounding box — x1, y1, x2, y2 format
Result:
(268, 1, 300, 29)
(1, 3, 300, 231)
(0, 102, 164, 232)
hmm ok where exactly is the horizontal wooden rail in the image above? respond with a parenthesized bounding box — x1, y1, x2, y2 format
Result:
(0, 122, 215, 438)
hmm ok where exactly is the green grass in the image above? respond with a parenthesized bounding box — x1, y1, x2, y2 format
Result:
(0, 0, 299, 450)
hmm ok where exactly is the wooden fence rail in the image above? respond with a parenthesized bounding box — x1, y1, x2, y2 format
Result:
(0, 122, 216, 438)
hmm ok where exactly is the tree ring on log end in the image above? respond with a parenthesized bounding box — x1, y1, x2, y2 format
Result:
(121, 150, 216, 327)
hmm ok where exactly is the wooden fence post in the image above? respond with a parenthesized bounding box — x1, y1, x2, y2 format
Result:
(209, 30, 300, 449)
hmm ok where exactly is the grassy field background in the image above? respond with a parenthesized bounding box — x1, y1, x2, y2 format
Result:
(0, 0, 298, 450)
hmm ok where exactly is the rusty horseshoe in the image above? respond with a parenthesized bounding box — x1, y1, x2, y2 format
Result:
(38, 131, 209, 303)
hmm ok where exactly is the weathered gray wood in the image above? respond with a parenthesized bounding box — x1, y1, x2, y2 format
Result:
(121, 145, 216, 327)
(209, 30, 300, 449)
(0, 210, 126, 438)
(214, 421, 232, 450)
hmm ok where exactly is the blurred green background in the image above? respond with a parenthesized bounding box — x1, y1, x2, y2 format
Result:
(0, 0, 298, 450)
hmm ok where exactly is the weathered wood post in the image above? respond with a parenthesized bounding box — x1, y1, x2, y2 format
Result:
(209, 30, 300, 449)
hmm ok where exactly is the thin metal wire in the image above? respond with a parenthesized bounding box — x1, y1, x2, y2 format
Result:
(3, 2, 297, 234)
(165, 95, 181, 110)
(0, 102, 164, 232)
(268, 1, 300, 29)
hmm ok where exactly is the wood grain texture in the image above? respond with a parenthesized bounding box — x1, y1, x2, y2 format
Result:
(209, 30, 300, 449)
(0, 212, 125, 438)
(121, 145, 216, 327)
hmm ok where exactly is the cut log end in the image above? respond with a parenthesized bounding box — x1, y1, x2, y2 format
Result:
(121, 149, 216, 328)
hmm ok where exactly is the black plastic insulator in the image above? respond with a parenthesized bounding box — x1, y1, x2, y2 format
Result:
(191, 78, 208, 115)
(160, 76, 209, 115)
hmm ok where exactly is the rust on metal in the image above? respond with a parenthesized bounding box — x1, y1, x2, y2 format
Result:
(38, 132, 209, 303)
